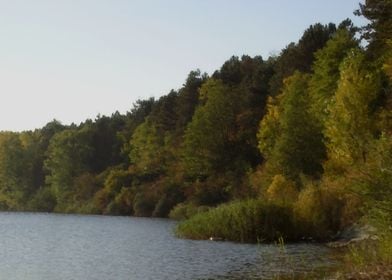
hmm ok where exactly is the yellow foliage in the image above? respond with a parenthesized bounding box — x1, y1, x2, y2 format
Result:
(266, 174, 298, 205)
(257, 96, 282, 158)
(294, 185, 320, 226)
(383, 40, 392, 79)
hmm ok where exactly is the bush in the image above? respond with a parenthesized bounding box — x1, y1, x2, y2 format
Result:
(293, 184, 345, 239)
(175, 200, 296, 243)
(266, 174, 298, 205)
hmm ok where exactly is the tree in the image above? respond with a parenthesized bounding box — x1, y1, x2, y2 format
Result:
(118, 98, 155, 161)
(87, 113, 127, 173)
(259, 72, 325, 180)
(355, 0, 392, 56)
(149, 90, 178, 135)
(129, 119, 166, 175)
(175, 70, 207, 132)
(44, 127, 94, 208)
(309, 27, 359, 125)
(212, 55, 274, 166)
(182, 79, 247, 178)
(0, 132, 28, 209)
(277, 72, 326, 179)
(269, 23, 337, 95)
(325, 49, 381, 170)
(257, 96, 282, 160)
(19, 131, 45, 199)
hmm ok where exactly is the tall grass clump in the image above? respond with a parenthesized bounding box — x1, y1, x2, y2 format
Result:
(175, 199, 295, 243)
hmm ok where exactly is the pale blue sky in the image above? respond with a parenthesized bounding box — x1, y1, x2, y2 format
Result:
(0, 0, 366, 131)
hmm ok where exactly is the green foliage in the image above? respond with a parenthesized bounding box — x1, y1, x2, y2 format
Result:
(107, 187, 134, 215)
(350, 133, 392, 222)
(129, 119, 165, 174)
(259, 72, 325, 180)
(0, 132, 31, 208)
(92, 168, 133, 214)
(355, 0, 392, 56)
(44, 127, 94, 209)
(119, 98, 155, 161)
(266, 174, 298, 205)
(176, 200, 295, 243)
(384, 40, 392, 78)
(182, 79, 240, 177)
(149, 90, 179, 134)
(66, 172, 100, 213)
(325, 49, 381, 171)
(293, 184, 345, 239)
(168, 202, 210, 220)
(269, 23, 337, 95)
(88, 113, 127, 173)
(175, 70, 207, 132)
(0, 10, 389, 267)
(276, 72, 325, 178)
(257, 96, 282, 159)
(309, 28, 358, 125)
(28, 187, 56, 212)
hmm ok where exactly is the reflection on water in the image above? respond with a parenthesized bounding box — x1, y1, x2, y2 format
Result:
(0, 212, 338, 280)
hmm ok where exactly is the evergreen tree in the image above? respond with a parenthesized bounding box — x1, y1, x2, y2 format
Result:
(309, 27, 359, 125)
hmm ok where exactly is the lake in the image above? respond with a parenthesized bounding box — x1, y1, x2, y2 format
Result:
(0, 212, 338, 280)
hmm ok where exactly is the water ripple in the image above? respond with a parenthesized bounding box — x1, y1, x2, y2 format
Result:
(0, 212, 337, 280)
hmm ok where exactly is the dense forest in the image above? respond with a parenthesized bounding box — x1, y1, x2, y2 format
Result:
(0, 0, 391, 249)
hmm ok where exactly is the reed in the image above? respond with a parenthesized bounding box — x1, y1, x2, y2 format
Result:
(175, 199, 296, 243)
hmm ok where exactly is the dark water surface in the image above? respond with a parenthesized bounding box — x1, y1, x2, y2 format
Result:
(0, 212, 337, 279)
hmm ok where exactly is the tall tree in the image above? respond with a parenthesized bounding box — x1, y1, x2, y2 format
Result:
(270, 72, 325, 179)
(118, 98, 155, 162)
(269, 23, 337, 95)
(355, 0, 392, 56)
(309, 27, 359, 125)
(44, 127, 94, 207)
(257, 96, 282, 160)
(0, 132, 28, 209)
(129, 119, 166, 175)
(183, 79, 248, 178)
(87, 113, 127, 173)
(325, 49, 381, 171)
(175, 70, 207, 133)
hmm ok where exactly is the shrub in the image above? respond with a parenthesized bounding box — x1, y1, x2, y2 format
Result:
(293, 184, 345, 239)
(266, 174, 298, 205)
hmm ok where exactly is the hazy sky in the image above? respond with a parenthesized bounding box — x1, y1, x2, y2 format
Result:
(0, 0, 366, 131)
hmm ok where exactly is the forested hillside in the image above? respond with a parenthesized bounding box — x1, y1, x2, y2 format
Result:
(0, 1, 390, 246)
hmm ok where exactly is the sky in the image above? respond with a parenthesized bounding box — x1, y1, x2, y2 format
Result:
(0, 0, 367, 131)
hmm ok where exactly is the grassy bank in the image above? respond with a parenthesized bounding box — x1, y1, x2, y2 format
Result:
(175, 199, 296, 243)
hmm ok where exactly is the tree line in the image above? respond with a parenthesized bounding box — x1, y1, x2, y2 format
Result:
(0, 1, 390, 240)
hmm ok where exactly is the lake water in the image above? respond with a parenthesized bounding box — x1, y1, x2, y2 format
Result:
(0, 212, 338, 280)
